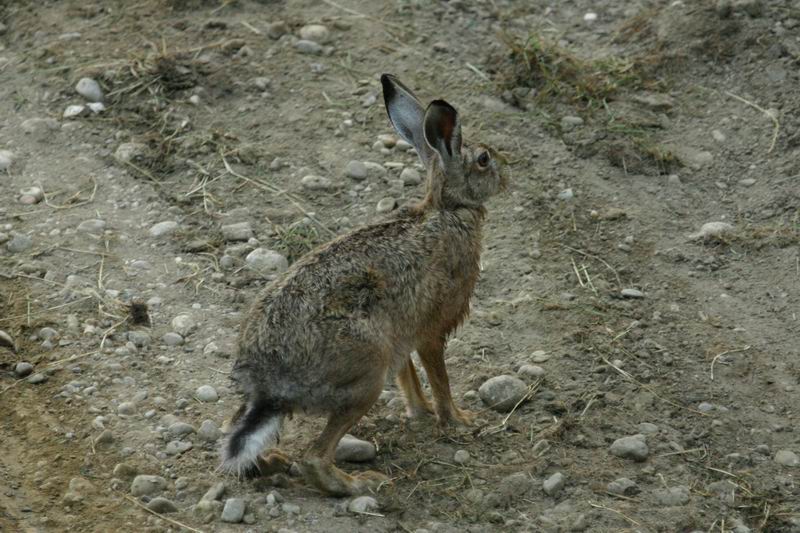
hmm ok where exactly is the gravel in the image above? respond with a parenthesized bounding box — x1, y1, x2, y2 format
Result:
(195, 385, 218, 402)
(75, 78, 104, 102)
(335, 434, 376, 462)
(149, 221, 179, 238)
(478, 375, 528, 412)
(348, 496, 378, 514)
(245, 248, 289, 273)
(221, 498, 246, 523)
(130, 475, 166, 497)
(543, 472, 566, 496)
(610, 435, 649, 461)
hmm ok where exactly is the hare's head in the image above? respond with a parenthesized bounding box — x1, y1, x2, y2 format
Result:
(381, 74, 508, 210)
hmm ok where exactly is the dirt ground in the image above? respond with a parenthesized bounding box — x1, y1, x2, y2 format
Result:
(1, 0, 799, 532)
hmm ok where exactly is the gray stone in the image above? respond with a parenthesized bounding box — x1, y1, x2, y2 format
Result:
(478, 375, 528, 412)
(517, 364, 545, 379)
(165, 440, 193, 455)
(168, 422, 196, 438)
(775, 450, 799, 467)
(63, 105, 88, 119)
(127, 331, 151, 347)
(267, 21, 289, 39)
(15, 362, 33, 377)
(7, 233, 33, 253)
(281, 503, 300, 514)
(400, 167, 421, 185)
(193, 500, 223, 523)
(621, 288, 644, 299)
(0, 149, 13, 171)
(197, 419, 222, 442)
(653, 485, 690, 506)
(117, 402, 136, 415)
(76, 78, 104, 102)
(335, 434, 376, 462)
(543, 472, 565, 496)
(130, 475, 166, 497)
(162, 332, 184, 346)
(560, 116, 584, 130)
(114, 142, 147, 164)
(222, 222, 254, 242)
(637, 422, 659, 434)
(27, 373, 47, 384)
(610, 435, 649, 461)
(453, 450, 470, 465)
(21, 117, 59, 135)
(62, 477, 94, 505)
(607, 477, 638, 496)
(363, 162, 387, 177)
(300, 174, 333, 190)
(202, 481, 226, 501)
(299, 24, 330, 43)
(376, 197, 397, 213)
(689, 221, 734, 241)
(195, 385, 218, 402)
(78, 219, 106, 235)
(149, 220, 179, 238)
(345, 160, 367, 180)
(245, 248, 288, 273)
(557, 188, 574, 201)
(171, 314, 196, 337)
(221, 498, 246, 523)
(295, 40, 323, 55)
(147, 497, 178, 513)
(348, 495, 378, 514)
(113, 463, 137, 480)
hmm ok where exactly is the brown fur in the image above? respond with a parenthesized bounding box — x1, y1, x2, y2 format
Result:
(220, 74, 508, 495)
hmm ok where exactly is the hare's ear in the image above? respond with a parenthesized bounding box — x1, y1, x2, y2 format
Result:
(423, 100, 462, 169)
(381, 74, 432, 165)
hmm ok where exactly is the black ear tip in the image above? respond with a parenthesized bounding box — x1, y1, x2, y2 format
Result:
(380, 74, 395, 94)
(428, 99, 458, 116)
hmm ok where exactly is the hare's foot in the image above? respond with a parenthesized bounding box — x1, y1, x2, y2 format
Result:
(397, 358, 434, 419)
(256, 449, 292, 476)
(300, 457, 385, 496)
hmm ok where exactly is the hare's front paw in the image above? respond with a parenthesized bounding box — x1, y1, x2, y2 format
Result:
(438, 407, 477, 428)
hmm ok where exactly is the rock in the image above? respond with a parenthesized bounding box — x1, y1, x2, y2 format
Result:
(621, 288, 644, 299)
(689, 221, 734, 241)
(295, 40, 323, 55)
(299, 24, 330, 43)
(484, 472, 533, 508)
(15, 362, 33, 377)
(0, 150, 13, 171)
(168, 422, 196, 438)
(127, 331, 151, 347)
(479, 375, 528, 412)
(631, 92, 674, 111)
(130, 475, 166, 497)
(267, 21, 289, 39)
(363, 162, 387, 177)
(712, 129, 726, 143)
(197, 420, 222, 442)
(195, 385, 218, 402)
(348, 496, 378, 514)
(221, 498, 246, 523)
(637, 422, 659, 434)
(193, 500, 223, 523)
(76, 78, 104, 102)
(517, 364, 545, 379)
(113, 463, 137, 480)
(557, 188, 574, 201)
(222, 222, 254, 242)
(117, 402, 136, 415)
(708, 480, 737, 505)
(345, 160, 367, 180)
(19, 186, 44, 204)
(607, 477, 639, 496)
(63, 104, 88, 119)
(453, 450, 470, 465)
(400, 167, 422, 185)
(87, 102, 105, 114)
(27, 373, 47, 384)
(245, 248, 288, 273)
(775, 450, 799, 467)
(202, 482, 226, 501)
(739, 178, 756, 187)
(149, 220, 179, 238)
(165, 440, 193, 455)
(610, 435, 649, 461)
(162, 332, 184, 346)
(147, 497, 177, 513)
(653, 485, 690, 506)
(7, 233, 33, 253)
(300, 174, 333, 190)
(114, 142, 147, 164)
(21, 117, 59, 135)
(335, 434, 376, 462)
(63, 477, 94, 505)
(376, 197, 397, 213)
(531, 350, 550, 363)
(77, 219, 106, 234)
(171, 315, 196, 337)
(543, 472, 565, 496)
(560, 116, 584, 130)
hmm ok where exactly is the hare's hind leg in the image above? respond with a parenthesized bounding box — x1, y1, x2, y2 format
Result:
(299, 385, 387, 496)
(397, 358, 434, 418)
(417, 339, 476, 427)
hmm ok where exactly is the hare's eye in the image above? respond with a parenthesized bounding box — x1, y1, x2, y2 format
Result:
(477, 150, 491, 168)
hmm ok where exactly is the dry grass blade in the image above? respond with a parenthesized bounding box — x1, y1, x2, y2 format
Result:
(478, 380, 541, 437)
(725, 91, 780, 154)
(588, 500, 641, 526)
(709, 345, 751, 381)
(123, 494, 204, 533)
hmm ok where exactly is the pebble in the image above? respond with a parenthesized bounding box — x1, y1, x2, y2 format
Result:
(196, 385, 218, 402)
(621, 288, 644, 299)
(147, 497, 178, 513)
(637, 422, 659, 434)
(712, 129, 726, 142)
(531, 350, 550, 363)
(376, 197, 397, 213)
(557, 188, 574, 201)
(609, 435, 649, 461)
(117, 402, 136, 415)
(27, 373, 47, 384)
(774, 450, 799, 467)
(75, 77, 104, 102)
(197, 420, 222, 442)
(295, 40, 322, 55)
(517, 364, 545, 379)
(739, 178, 756, 186)
(149, 221, 179, 238)
(130, 475, 166, 497)
(221, 498, 246, 523)
(345, 160, 367, 180)
(400, 167, 422, 185)
(335, 434, 376, 462)
(299, 24, 330, 43)
(193, 500, 223, 523)
(653, 485, 690, 506)
(162, 332, 184, 346)
(63, 105, 88, 119)
(222, 222, 254, 242)
(453, 450, 470, 465)
(171, 315, 196, 337)
(113, 463, 137, 480)
(114, 142, 147, 164)
(77, 219, 106, 234)
(15, 362, 33, 377)
(202, 482, 226, 501)
(396, 139, 413, 151)
(0, 150, 13, 171)
(607, 477, 638, 496)
(348, 496, 378, 514)
(560, 116, 584, 130)
(165, 440, 193, 455)
(363, 161, 387, 177)
(21, 117, 59, 135)
(127, 331, 151, 347)
(478, 375, 528, 412)
(63, 477, 94, 505)
(168, 422, 196, 438)
(19, 186, 44, 204)
(378, 134, 397, 148)
(543, 472, 565, 496)
(7, 233, 33, 253)
(87, 102, 105, 114)
(267, 21, 289, 39)
(245, 248, 289, 273)
(689, 221, 734, 241)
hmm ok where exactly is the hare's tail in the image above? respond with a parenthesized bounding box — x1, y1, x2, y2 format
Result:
(219, 399, 284, 477)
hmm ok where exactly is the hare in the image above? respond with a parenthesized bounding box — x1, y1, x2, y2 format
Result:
(220, 74, 508, 496)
